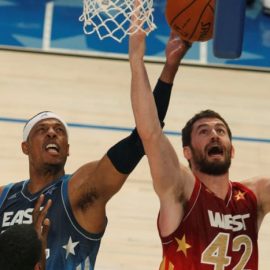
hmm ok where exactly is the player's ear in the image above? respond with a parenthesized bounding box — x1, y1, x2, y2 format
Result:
(183, 146, 192, 160)
(67, 144, 70, 156)
(34, 262, 42, 270)
(21, 141, 29, 155)
(231, 144, 235, 159)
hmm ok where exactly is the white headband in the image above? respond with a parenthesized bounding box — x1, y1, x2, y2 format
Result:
(23, 111, 69, 142)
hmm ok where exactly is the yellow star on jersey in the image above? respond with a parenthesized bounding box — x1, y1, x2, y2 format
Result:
(160, 257, 174, 270)
(235, 191, 246, 201)
(175, 235, 191, 257)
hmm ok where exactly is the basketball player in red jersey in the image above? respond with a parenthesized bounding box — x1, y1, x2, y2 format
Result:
(129, 30, 270, 269)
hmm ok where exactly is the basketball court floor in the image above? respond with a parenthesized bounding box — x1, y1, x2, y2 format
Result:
(0, 49, 270, 269)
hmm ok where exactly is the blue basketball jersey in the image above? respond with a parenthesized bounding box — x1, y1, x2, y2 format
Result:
(0, 175, 107, 270)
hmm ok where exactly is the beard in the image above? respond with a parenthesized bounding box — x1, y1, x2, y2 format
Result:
(190, 145, 232, 175)
(43, 163, 64, 175)
(42, 156, 67, 176)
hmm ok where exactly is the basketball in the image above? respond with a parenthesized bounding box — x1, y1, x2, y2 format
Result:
(165, 0, 215, 42)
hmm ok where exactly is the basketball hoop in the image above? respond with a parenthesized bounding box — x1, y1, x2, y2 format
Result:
(79, 0, 156, 42)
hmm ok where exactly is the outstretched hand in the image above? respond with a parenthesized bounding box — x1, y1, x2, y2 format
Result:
(159, 31, 192, 83)
(165, 31, 192, 67)
(32, 194, 52, 270)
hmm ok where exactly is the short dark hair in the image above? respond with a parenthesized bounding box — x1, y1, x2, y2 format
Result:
(0, 224, 42, 270)
(181, 110, 232, 147)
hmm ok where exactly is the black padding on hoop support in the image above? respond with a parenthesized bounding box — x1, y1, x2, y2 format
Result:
(213, 0, 246, 59)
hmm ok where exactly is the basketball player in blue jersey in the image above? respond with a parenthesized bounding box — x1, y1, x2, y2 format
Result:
(0, 35, 191, 269)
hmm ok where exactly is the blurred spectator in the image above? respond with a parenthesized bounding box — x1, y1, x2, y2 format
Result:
(0, 195, 51, 270)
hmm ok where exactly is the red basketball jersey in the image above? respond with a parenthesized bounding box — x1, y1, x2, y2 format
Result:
(158, 178, 258, 270)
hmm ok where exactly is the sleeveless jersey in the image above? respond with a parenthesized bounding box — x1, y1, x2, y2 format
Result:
(0, 175, 107, 270)
(158, 178, 258, 270)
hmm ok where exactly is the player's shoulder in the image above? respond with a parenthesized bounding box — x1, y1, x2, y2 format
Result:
(0, 181, 24, 198)
(236, 176, 270, 200)
(72, 157, 109, 180)
(240, 176, 269, 189)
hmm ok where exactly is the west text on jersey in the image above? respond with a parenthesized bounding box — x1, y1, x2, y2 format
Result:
(208, 210, 250, 232)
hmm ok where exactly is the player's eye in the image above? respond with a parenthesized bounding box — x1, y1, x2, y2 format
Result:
(217, 128, 226, 135)
(37, 127, 46, 132)
(55, 126, 65, 135)
(199, 128, 208, 135)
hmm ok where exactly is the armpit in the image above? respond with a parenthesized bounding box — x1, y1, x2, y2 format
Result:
(77, 187, 99, 211)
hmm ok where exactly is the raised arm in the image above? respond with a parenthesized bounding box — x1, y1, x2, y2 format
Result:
(242, 176, 270, 228)
(66, 33, 188, 235)
(129, 31, 195, 235)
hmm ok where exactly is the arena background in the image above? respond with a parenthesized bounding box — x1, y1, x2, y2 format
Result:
(0, 0, 270, 70)
(1, 1, 270, 269)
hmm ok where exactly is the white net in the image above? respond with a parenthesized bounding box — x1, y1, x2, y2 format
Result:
(79, 0, 156, 42)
